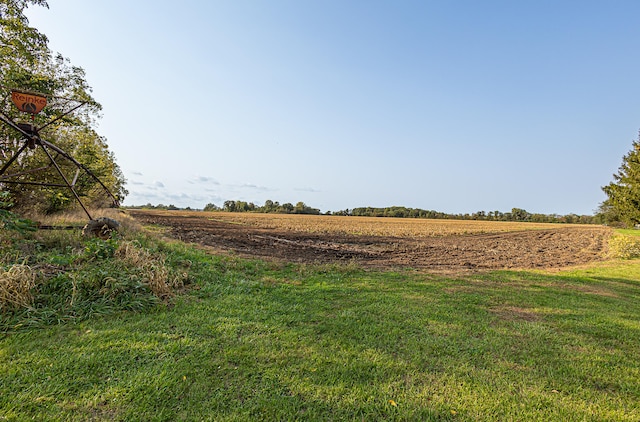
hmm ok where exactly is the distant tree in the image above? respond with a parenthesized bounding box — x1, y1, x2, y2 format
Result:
(263, 199, 275, 212)
(510, 208, 531, 222)
(280, 203, 294, 213)
(601, 133, 640, 227)
(472, 211, 486, 220)
(235, 201, 249, 212)
(595, 200, 622, 226)
(292, 202, 320, 215)
(332, 209, 350, 216)
(203, 203, 218, 211)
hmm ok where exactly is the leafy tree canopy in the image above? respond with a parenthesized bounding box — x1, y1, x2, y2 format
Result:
(0, 0, 127, 214)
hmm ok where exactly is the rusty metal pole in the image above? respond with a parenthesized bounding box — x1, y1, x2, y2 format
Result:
(0, 141, 29, 177)
(39, 142, 93, 220)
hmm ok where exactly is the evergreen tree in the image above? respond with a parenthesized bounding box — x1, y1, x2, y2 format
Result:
(602, 132, 640, 227)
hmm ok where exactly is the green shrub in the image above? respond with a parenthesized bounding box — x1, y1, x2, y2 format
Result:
(83, 236, 118, 260)
(0, 192, 36, 235)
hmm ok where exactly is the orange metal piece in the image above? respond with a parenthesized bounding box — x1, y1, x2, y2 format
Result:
(11, 90, 47, 114)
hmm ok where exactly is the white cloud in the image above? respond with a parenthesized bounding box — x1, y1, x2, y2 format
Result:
(238, 183, 274, 192)
(189, 176, 220, 185)
(294, 187, 322, 193)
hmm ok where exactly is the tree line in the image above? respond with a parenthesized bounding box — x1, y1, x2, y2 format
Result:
(345, 206, 597, 224)
(131, 200, 597, 224)
(205, 200, 321, 215)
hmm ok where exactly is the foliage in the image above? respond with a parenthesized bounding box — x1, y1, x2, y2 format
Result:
(131, 203, 181, 211)
(83, 236, 118, 260)
(350, 205, 596, 223)
(219, 199, 320, 214)
(595, 200, 623, 227)
(0, 0, 127, 214)
(608, 233, 640, 259)
(0, 191, 35, 233)
(601, 132, 640, 227)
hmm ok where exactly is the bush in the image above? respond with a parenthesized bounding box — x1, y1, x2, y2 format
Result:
(0, 192, 36, 235)
(608, 234, 640, 259)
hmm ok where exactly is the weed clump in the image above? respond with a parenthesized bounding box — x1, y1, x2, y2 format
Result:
(608, 233, 640, 259)
(115, 240, 185, 299)
(0, 264, 37, 311)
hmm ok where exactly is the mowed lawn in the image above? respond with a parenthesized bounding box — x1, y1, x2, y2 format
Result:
(1, 242, 639, 421)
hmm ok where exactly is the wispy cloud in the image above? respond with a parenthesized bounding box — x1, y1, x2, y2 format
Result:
(294, 187, 322, 193)
(131, 181, 166, 191)
(237, 183, 275, 192)
(188, 176, 220, 185)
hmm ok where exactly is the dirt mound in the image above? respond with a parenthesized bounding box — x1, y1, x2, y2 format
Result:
(129, 210, 611, 272)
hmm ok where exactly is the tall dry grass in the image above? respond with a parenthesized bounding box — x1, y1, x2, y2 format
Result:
(27, 208, 142, 234)
(0, 264, 36, 310)
(115, 240, 184, 299)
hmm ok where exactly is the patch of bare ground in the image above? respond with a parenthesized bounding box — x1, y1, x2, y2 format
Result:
(128, 210, 612, 273)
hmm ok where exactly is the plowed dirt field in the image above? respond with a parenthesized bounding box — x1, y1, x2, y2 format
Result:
(129, 210, 612, 272)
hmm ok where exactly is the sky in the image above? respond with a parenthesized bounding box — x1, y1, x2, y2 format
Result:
(25, 0, 640, 215)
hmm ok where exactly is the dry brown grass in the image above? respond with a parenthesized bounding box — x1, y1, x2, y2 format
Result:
(0, 264, 36, 310)
(115, 240, 183, 299)
(27, 208, 142, 235)
(149, 210, 584, 238)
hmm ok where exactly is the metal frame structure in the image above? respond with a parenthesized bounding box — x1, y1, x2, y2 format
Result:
(0, 89, 120, 220)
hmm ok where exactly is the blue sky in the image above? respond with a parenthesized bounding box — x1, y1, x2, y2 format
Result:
(26, 0, 640, 215)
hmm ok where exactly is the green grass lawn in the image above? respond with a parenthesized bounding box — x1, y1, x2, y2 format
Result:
(1, 239, 640, 421)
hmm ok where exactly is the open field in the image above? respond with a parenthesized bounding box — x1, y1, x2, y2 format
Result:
(129, 210, 612, 272)
(131, 209, 588, 237)
(1, 210, 638, 420)
(2, 234, 639, 421)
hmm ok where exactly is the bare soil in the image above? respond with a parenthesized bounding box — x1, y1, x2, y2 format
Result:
(129, 210, 612, 272)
